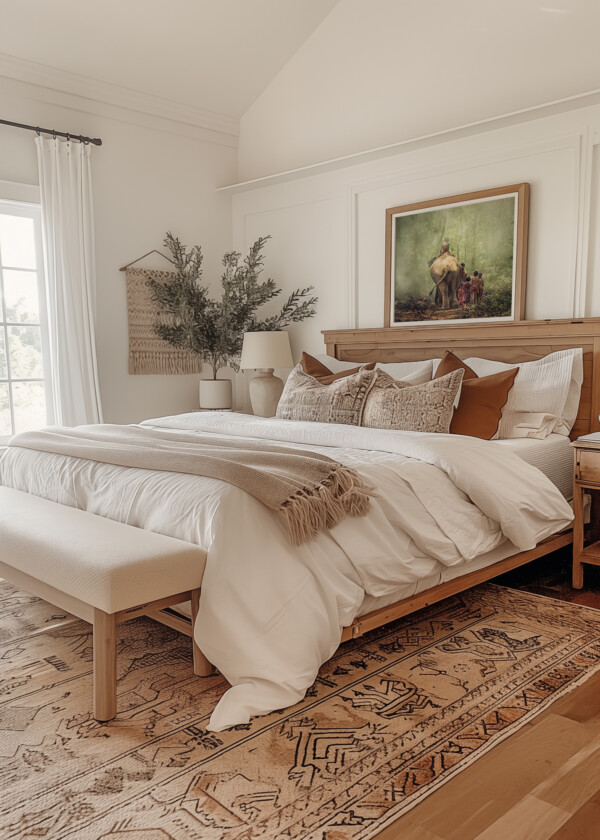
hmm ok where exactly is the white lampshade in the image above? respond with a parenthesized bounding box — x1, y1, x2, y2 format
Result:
(240, 331, 293, 370)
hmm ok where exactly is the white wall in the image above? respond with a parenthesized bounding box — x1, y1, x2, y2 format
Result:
(239, 0, 600, 181)
(232, 101, 600, 407)
(0, 76, 237, 423)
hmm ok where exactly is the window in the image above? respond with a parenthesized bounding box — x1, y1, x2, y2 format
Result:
(0, 200, 54, 444)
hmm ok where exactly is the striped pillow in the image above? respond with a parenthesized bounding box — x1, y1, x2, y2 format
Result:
(455, 350, 581, 439)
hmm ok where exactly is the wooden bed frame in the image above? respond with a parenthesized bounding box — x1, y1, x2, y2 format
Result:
(321, 317, 600, 641)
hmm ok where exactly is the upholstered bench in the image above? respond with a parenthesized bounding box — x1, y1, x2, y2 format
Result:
(0, 487, 209, 722)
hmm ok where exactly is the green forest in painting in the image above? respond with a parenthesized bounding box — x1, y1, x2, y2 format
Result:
(393, 195, 516, 322)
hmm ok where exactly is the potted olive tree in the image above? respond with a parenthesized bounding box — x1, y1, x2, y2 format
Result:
(147, 233, 317, 409)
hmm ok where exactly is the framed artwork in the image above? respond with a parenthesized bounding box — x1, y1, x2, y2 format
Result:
(384, 183, 529, 327)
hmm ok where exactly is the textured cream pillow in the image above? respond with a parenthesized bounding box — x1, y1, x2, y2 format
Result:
(276, 365, 378, 425)
(361, 369, 464, 433)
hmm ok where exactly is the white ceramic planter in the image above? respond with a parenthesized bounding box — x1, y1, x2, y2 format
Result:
(199, 378, 232, 409)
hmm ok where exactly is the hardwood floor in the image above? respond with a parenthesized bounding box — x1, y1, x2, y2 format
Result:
(376, 547, 600, 840)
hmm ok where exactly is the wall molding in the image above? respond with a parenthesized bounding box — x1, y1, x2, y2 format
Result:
(221, 89, 600, 192)
(0, 178, 40, 204)
(0, 52, 239, 140)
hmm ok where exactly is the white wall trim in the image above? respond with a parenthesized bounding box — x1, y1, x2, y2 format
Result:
(573, 127, 593, 318)
(0, 178, 40, 204)
(221, 89, 600, 192)
(0, 52, 239, 140)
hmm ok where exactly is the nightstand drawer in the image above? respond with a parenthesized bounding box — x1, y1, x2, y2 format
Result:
(576, 450, 600, 484)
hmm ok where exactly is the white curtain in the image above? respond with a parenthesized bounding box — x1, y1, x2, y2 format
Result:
(36, 137, 103, 425)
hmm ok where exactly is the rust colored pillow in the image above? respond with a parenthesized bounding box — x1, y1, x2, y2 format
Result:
(434, 350, 518, 439)
(300, 352, 375, 385)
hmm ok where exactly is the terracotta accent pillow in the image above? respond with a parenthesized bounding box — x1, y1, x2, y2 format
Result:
(361, 369, 464, 433)
(434, 350, 518, 439)
(276, 364, 378, 425)
(300, 352, 375, 384)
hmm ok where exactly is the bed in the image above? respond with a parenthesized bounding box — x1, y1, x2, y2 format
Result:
(1, 317, 598, 731)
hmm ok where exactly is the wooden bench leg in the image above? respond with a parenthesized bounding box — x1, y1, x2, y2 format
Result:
(93, 608, 117, 721)
(190, 588, 213, 676)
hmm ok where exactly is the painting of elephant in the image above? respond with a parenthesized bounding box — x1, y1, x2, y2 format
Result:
(385, 183, 529, 326)
(429, 252, 461, 310)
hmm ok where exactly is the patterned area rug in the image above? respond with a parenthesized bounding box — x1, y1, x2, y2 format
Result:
(1, 582, 600, 840)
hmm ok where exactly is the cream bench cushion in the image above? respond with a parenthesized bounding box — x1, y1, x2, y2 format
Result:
(0, 487, 207, 614)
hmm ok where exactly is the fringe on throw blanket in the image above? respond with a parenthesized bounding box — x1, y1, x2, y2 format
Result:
(280, 465, 373, 545)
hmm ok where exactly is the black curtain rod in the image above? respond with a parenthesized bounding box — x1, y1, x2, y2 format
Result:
(0, 118, 102, 146)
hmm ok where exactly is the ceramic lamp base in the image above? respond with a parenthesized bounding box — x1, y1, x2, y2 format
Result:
(248, 369, 284, 417)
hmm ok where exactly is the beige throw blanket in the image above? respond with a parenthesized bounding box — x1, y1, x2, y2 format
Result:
(10, 425, 373, 545)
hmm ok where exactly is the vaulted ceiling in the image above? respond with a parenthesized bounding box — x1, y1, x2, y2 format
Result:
(0, 0, 339, 120)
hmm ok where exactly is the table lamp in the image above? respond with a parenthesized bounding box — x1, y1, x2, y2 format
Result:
(240, 331, 293, 416)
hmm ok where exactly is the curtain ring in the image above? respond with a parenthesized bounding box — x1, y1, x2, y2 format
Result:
(35, 126, 41, 136)
(66, 132, 70, 142)
(52, 129, 56, 140)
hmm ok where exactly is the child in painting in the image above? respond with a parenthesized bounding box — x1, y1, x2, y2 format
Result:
(457, 283, 465, 308)
(462, 277, 472, 307)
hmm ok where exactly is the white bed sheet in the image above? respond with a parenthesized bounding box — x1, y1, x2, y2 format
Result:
(490, 434, 573, 499)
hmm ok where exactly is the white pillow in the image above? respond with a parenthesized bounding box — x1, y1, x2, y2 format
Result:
(313, 354, 368, 373)
(313, 355, 433, 385)
(376, 360, 433, 385)
(462, 349, 582, 439)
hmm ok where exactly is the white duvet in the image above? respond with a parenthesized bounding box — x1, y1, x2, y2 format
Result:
(0, 413, 573, 731)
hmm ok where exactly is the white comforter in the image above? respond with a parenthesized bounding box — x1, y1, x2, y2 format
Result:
(0, 413, 573, 731)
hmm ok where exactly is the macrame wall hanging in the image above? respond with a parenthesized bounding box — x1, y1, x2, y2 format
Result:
(124, 266, 204, 375)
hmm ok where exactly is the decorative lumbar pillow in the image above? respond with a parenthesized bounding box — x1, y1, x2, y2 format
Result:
(434, 350, 518, 440)
(276, 364, 378, 425)
(361, 368, 464, 433)
(300, 351, 375, 384)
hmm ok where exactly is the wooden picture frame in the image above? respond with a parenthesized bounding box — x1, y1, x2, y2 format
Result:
(384, 183, 529, 328)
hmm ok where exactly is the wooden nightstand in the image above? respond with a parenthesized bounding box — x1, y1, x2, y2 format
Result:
(572, 438, 600, 588)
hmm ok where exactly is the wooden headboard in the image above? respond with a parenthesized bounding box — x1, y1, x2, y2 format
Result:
(322, 318, 600, 440)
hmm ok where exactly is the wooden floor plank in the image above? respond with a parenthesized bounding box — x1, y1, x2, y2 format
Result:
(473, 795, 571, 840)
(534, 737, 600, 813)
(549, 789, 600, 839)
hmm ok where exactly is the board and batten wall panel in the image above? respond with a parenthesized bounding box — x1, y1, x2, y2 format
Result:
(586, 138, 600, 318)
(232, 104, 600, 385)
